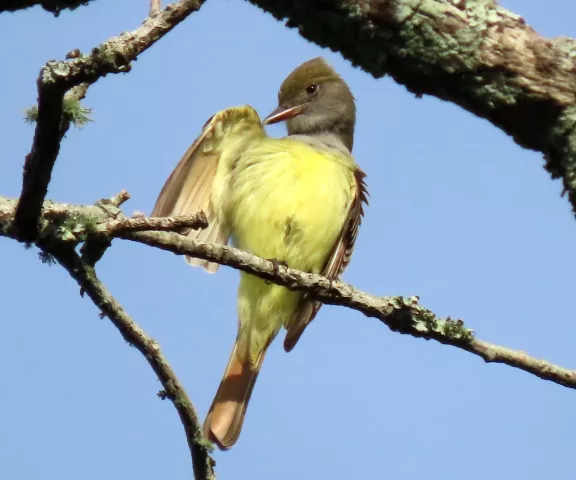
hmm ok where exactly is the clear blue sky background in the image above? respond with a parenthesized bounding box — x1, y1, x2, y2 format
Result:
(1, 1, 576, 479)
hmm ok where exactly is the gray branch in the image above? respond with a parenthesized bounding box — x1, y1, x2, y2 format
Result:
(126, 230, 576, 389)
(13, 0, 207, 242)
(48, 246, 216, 480)
(2, 194, 575, 391)
(1, 195, 215, 480)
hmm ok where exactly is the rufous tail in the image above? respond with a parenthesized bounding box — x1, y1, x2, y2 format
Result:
(203, 342, 267, 450)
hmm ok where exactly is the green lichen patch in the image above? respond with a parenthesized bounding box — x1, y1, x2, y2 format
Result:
(197, 436, 216, 454)
(461, 72, 523, 109)
(546, 106, 576, 214)
(41, 61, 72, 84)
(382, 295, 473, 341)
(41, 213, 100, 245)
(23, 105, 39, 124)
(24, 98, 92, 128)
(391, 0, 507, 75)
(38, 250, 56, 265)
(57, 213, 99, 242)
(411, 305, 474, 341)
(62, 98, 93, 127)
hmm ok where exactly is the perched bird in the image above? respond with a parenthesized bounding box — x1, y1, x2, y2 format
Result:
(152, 57, 368, 450)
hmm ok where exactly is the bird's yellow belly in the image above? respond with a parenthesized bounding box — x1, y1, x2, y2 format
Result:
(227, 152, 351, 272)
(220, 139, 354, 361)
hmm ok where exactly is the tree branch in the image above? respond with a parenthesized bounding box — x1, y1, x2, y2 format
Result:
(2, 194, 215, 477)
(248, 0, 576, 215)
(94, 212, 208, 235)
(2, 194, 573, 391)
(123, 229, 576, 389)
(1, 194, 208, 249)
(13, 0, 206, 242)
(1, 0, 96, 14)
(44, 245, 215, 480)
(150, 0, 162, 17)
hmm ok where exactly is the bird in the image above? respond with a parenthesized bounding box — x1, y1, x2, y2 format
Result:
(151, 57, 368, 450)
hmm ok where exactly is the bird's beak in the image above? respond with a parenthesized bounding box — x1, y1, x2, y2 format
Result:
(262, 105, 304, 125)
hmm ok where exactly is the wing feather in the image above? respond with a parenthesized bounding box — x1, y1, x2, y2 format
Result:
(284, 169, 368, 352)
(152, 107, 263, 273)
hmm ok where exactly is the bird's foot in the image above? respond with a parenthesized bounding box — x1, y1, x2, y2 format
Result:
(266, 258, 288, 283)
(328, 278, 338, 291)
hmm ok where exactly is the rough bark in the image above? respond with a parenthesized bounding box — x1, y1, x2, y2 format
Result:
(1, 0, 95, 14)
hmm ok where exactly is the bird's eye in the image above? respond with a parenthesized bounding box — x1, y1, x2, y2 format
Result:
(306, 84, 318, 96)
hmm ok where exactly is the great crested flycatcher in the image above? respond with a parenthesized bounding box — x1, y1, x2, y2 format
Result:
(152, 57, 368, 450)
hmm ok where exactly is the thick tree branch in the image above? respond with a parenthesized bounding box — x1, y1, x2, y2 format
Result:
(13, 0, 206, 242)
(248, 0, 576, 215)
(2, 195, 574, 391)
(44, 245, 215, 480)
(1, 0, 95, 14)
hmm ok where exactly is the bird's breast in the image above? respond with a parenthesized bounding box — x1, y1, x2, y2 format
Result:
(223, 138, 355, 273)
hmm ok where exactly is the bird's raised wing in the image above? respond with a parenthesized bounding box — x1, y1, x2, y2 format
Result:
(152, 106, 264, 273)
(283, 169, 368, 352)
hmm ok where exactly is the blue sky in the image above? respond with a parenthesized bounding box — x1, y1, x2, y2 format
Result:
(1, 1, 576, 479)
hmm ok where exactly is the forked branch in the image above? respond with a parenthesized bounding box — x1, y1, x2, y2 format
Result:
(13, 0, 207, 242)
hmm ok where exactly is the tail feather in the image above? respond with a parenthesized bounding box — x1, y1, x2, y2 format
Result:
(203, 342, 267, 450)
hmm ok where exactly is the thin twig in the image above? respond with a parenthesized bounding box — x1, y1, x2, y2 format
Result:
(150, 0, 162, 17)
(13, 0, 207, 241)
(107, 189, 131, 208)
(99, 213, 208, 235)
(46, 245, 215, 480)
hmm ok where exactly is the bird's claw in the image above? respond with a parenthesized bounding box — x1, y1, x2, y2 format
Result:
(266, 258, 288, 283)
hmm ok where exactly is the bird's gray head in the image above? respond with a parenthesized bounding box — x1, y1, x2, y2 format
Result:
(263, 57, 356, 151)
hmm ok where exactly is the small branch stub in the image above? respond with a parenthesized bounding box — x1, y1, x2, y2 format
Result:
(150, 0, 161, 17)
